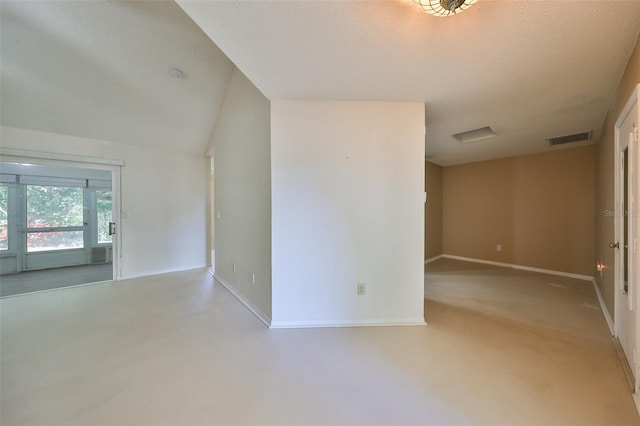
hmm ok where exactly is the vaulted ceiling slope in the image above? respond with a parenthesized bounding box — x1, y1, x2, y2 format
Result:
(177, 0, 640, 165)
(0, 1, 234, 154)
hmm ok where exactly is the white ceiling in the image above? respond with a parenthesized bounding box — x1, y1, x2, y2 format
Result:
(0, 1, 234, 154)
(2, 1, 639, 165)
(177, 0, 640, 165)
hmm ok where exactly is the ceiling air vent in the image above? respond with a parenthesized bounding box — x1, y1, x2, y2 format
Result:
(546, 130, 593, 146)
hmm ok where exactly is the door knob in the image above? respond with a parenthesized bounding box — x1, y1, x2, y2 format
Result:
(609, 242, 620, 249)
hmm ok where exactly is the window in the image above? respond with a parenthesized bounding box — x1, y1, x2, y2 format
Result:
(26, 185, 84, 228)
(96, 189, 112, 243)
(0, 185, 7, 250)
(26, 185, 84, 252)
(26, 231, 84, 252)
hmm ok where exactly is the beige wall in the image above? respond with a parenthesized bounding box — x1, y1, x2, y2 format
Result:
(209, 68, 272, 319)
(595, 35, 640, 316)
(425, 161, 443, 260)
(443, 145, 595, 276)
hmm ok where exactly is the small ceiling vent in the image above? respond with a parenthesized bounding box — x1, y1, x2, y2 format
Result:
(546, 130, 593, 146)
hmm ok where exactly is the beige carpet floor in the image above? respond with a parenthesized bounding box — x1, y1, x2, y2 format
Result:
(425, 257, 609, 341)
(0, 260, 638, 425)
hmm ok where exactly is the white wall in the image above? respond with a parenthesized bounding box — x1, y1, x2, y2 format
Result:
(0, 126, 207, 279)
(270, 100, 425, 327)
(209, 68, 272, 321)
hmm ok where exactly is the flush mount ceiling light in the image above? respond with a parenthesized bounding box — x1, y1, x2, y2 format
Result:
(452, 126, 496, 143)
(413, 0, 478, 17)
(168, 67, 186, 79)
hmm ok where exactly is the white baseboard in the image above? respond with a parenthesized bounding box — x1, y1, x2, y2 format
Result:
(592, 278, 614, 335)
(269, 318, 426, 329)
(441, 254, 593, 281)
(424, 254, 443, 265)
(121, 265, 207, 281)
(213, 274, 272, 328)
(214, 272, 426, 330)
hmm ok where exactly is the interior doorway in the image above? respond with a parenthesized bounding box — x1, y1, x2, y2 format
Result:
(0, 158, 120, 297)
(613, 84, 639, 392)
(208, 154, 215, 274)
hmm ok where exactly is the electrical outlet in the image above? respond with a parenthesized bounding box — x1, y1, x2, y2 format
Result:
(357, 282, 366, 296)
(496, 244, 502, 252)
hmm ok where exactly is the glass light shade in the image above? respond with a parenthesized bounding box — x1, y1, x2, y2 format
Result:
(413, 0, 478, 17)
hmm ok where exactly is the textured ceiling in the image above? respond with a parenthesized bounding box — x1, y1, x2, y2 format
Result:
(177, 0, 640, 165)
(2, 1, 639, 165)
(0, 1, 234, 154)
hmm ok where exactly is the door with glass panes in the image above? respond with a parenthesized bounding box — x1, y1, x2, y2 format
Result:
(0, 162, 113, 275)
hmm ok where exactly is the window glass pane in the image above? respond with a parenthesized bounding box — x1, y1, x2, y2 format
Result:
(96, 190, 112, 243)
(0, 185, 7, 250)
(27, 231, 84, 252)
(27, 185, 84, 228)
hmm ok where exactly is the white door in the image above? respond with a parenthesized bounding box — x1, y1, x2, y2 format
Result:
(615, 91, 638, 387)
